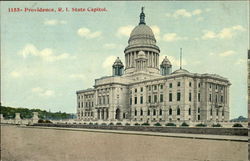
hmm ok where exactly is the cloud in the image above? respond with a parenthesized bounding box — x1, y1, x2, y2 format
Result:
(116, 25, 134, 37)
(209, 50, 236, 57)
(102, 56, 117, 68)
(166, 9, 202, 18)
(103, 43, 123, 49)
(69, 74, 85, 80)
(163, 33, 188, 42)
(32, 87, 55, 96)
(150, 25, 161, 41)
(10, 71, 22, 78)
(159, 55, 187, 67)
(77, 27, 102, 39)
(202, 25, 246, 40)
(19, 44, 74, 62)
(44, 19, 67, 25)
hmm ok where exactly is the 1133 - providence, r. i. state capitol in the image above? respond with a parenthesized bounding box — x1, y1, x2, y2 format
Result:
(76, 8, 231, 124)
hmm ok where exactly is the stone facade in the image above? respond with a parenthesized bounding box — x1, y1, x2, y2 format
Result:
(76, 9, 231, 123)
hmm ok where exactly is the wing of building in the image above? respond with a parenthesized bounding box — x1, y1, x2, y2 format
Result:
(76, 8, 231, 123)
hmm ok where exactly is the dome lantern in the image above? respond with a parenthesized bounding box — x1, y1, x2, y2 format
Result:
(160, 56, 172, 75)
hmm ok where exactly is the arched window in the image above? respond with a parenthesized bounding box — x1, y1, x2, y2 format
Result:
(169, 108, 172, 115)
(153, 109, 156, 116)
(135, 109, 137, 116)
(188, 108, 191, 115)
(148, 109, 150, 115)
(140, 109, 143, 116)
(177, 108, 180, 115)
(159, 109, 162, 115)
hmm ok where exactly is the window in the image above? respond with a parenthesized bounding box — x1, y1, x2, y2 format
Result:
(159, 109, 162, 115)
(177, 92, 181, 101)
(135, 109, 137, 116)
(92, 102, 93, 107)
(154, 95, 157, 103)
(210, 84, 212, 88)
(81, 102, 83, 108)
(103, 97, 105, 104)
(210, 108, 212, 116)
(169, 93, 172, 102)
(177, 108, 180, 115)
(148, 109, 150, 115)
(198, 108, 200, 113)
(216, 109, 219, 116)
(134, 97, 137, 104)
(198, 115, 200, 120)
(130, 98, 132, 105)
(221, 96, 224, 103)
(198, 93, 201, 102)
(153, 109, 156, 115)
(154, 85, 157, 90)
(215, 95, 218, 103)
(148, 86, 151, 91)
(209, 94, 212, 102)
(135, 88, 137, 93)
(85, 102, 88, 107)
(169, 83, 172, 88)
(160, 84, 163, 89)
(148, 96, 151, 103)
(123, 113, 126, 119)
(140, 96, 143, 104)
(107, 96, 109, 104)
(140, 109, 143, 116)
(189, 93, 192, 101)
(177, 82, 181, 87)
(189, 82, 192, 87)
(78, 103, 80, 108)
(188, 108, 191, 115)
(160, 94, 163, 102)
(141, 87, 143, 92)
(216, 85, 218, 89)
(169, 108, 172, 115)
(198, 83, 201, 88)
(222, 109, 224, 116)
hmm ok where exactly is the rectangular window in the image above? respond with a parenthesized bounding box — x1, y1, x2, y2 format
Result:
(189, 93, 192, 101)
(169, 93, 172, 102)
(177, 92, 181, 101)
(177, 82, 181, 87)
(148, 86, 151, 91)
(154, 95, 157, 103)
(160, 94, 163, 102)
(210, 84, 212, 88)
(134, 97, 137, 104)
(141, 87, 143, 92)
(148, 96, 151, 103)
(154, 85, 157, 90)
(85, 102, 88, 107)
(169, 83, 172, 88)
(160, 84, 163, 89)
(221, 96, 223, 103)
(215, 95, 218, 103)
(209, 94, 212, 102)
(135, 88, 137, 93)
(107, 96, 109, 104)
(91, 102, 93, 107)
(78, 102, 80, 108)
(198, 93, 201, 102)
(140, 96, 143, 104)
(130, 98, 132, 105)
(189, 82, 192, 87)
(198, 83, 201, 88)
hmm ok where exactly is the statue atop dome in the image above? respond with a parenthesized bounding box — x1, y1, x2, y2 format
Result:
(139, 7, 146, 25)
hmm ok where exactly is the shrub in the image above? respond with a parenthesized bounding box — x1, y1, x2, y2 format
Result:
(109, 122, 114, 126)
(125, 123, 130, 126)
(83, 123, 86, 125)
(45, 120, 52, 123)
(212, 123, 222, 127)
(101, 123, 107, 126)
(165, 123, 176, 126)
(233, 123, 243, 127)
(116, 122, 122, 126)
(38, 119, 44, 123)
(134, 123, 140, 126)
(89, 122, 93, 125)
(181, 122, 189, 127)
(141, 122, 150, 126)
(94, 123, 98, 125)
(196, 123, 207, 127)
(154, 122, 162, 126)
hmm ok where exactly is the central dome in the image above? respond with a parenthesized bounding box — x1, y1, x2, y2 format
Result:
(130, 24, 155, 39)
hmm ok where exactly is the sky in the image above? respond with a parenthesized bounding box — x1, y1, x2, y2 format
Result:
(1, 1, 249, 119)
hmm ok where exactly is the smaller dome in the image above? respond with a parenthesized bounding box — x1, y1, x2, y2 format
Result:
(137, 51, 147, 59)
(161, 56, 172, 66)
(113, 57, 124, 67)
(172, 68, 189, 74)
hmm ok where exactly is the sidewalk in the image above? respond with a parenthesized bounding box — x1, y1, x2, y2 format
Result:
(21, 125, 248, 142)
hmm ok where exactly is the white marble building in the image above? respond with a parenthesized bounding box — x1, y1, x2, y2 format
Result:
(76, 8, 231, 123)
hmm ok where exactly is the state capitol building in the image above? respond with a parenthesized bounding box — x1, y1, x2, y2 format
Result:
(76, 8, 231, 124)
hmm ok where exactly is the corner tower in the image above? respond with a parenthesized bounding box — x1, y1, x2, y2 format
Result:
(124, 7, 160, 75)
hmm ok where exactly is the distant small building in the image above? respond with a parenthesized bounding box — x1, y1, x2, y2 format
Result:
(76, 8, 231, 123)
